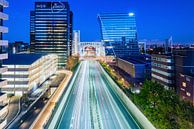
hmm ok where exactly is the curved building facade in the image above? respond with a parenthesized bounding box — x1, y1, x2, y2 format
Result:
(98, 13, 139, 57)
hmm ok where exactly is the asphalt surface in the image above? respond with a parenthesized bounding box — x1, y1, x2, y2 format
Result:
(51, 61, 141, 129)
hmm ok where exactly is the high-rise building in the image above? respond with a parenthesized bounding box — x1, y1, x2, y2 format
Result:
(151, 54, 175, 90)
(69, 11, 73, 56)
(30, 11, 35, 53)
(98, 13, 139, 57)
(72, 30, 80, 56)
(30, 2, 73, 68)
(0, 0, 9, 128)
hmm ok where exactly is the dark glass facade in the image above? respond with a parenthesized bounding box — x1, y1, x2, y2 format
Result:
(98, 13, 139, 57)
(30, 2, 73, 68)
(30, 11, 35, 52)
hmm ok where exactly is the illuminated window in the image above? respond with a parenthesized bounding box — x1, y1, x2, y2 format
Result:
(180, 88, 185, 91)
(186, 92, 191, 97)
(182, 82, 186, 87)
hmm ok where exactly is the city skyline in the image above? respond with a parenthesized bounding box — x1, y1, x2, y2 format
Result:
(1, 1, 194, 129)
(4, 0, 194, 43)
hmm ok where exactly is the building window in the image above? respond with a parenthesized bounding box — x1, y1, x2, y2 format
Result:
(186, 92, 191, 97)
(182, 82, 186, 87)
(180, 88, 185, 91)
(186, 77, 190, 82)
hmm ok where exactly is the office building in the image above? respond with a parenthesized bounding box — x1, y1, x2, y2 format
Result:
(2, 54, 58, 96)
(173, 49, 194, 93)
(8, 41, 29, 54)
(117, 58, 146, 79)
(151, 54, 175, 90)
(98, 13, 139, 57)
(116, 55, 151, 85)
(0, 0, 9, 128)
(179, 73, 194, 104)
(30, 2, 73, 68)
(72, 30, 80, 56)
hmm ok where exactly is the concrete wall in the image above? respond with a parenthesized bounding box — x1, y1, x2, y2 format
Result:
(117, 58, 145, 79)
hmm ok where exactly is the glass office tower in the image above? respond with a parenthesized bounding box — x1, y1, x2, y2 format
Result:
(30, 2, 73, 68)
(98, 13, 139, 57)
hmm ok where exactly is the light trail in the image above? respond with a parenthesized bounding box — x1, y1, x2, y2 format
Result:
(47, 60, 141, 129)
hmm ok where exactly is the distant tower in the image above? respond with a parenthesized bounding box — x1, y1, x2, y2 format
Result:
(165, 36, 173, 54)
(72, 30, 80, 56)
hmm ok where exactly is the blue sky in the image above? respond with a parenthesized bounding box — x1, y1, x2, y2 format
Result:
(4, 0, 194, 43)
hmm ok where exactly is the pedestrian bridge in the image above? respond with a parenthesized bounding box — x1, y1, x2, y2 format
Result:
(79, 42, 105, 58)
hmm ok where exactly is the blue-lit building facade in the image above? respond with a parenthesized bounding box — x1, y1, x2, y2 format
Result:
(98, 13, 139, 57)
(30, 2, 73, 68)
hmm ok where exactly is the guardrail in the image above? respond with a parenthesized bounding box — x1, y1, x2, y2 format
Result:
(100, 63, 156, 129)
(44, 63, 82, 129)
(29, 70, 72, 129)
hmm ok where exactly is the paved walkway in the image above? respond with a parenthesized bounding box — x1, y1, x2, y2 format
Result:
(30, 70, 72, 129)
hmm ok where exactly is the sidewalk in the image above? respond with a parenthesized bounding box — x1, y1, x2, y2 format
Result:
(30, 70, 72, 129)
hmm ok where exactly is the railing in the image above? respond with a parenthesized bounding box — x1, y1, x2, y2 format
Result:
(0, 66, 7, 74)
(0, 0, 8, 7)
(0, 26, 8, 33)
(45, 65, 81, 129)
(0, 40, 8, 46)
(0, 12, 8, 20)
(0, 79, 7, 88)
(0, 119, 7, 129)
(0, 53, 8, 60)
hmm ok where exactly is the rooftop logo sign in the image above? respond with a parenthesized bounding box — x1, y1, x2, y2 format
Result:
(36, 2, 66, 11)
(52, 2, 65, 9)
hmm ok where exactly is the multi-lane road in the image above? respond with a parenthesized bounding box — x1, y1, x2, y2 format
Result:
(47, 61, 141, 129)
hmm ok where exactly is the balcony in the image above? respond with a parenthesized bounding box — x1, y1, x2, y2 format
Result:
(0, 53, 8, 60)
(0, 80, 7, 88)
(0, 0, 8, 7)
(0, 12, 8, 20)
(0, 66, 7, 74)
(0, 26, 8, 33)
(0, 40, 8, 46)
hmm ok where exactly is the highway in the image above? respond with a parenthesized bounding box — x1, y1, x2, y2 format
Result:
(48, 60, 141, 129)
